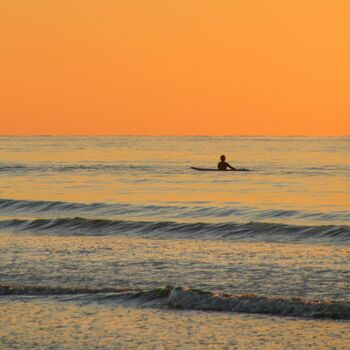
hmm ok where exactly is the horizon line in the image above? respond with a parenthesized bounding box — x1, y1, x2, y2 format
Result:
(0, 134, 349, 138)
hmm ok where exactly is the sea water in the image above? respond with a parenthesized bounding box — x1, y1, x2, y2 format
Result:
(0, 136, 349, 349)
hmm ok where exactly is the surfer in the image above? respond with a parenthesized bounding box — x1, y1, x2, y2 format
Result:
(190, 155, 249, 171)
(218, 155, 236, 171)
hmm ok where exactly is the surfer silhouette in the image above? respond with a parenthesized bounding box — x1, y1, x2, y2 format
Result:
(218, 155, 236, 171)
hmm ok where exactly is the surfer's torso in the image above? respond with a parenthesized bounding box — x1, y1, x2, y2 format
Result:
(218, 161, 230, 170)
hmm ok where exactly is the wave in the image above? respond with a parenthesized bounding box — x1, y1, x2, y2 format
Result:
(0, 198, 108, 213)
(167, 287, 350, 320)
(0, 163, 154, 174)
(2, 161, 350, 179)
(1, 284, 349, 320)
(1, 198, 349, 224)
(0, 285, 129, 296)
(0, 216, 349, 243)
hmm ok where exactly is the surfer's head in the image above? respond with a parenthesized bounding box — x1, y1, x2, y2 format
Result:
(220, 155, 226, 161)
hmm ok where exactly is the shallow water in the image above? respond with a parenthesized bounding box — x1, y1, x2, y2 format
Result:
(1, 136, 349, 348)
(1, 300, 350, 350)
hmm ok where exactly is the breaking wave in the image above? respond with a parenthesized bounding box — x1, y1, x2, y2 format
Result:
(1, 284, 349, 320)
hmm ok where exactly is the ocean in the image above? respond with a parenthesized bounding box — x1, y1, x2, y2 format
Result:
(1, 136, 349, 349)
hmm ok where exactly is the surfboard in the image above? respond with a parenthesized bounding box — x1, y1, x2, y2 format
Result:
(191, 167, 250, 172)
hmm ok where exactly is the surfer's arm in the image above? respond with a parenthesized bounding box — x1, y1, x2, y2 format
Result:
(227, 163, 236, 170)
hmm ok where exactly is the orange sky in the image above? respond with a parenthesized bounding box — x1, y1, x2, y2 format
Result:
(0, 0, 349, 135)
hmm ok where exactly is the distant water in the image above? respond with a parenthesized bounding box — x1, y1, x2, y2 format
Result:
(1, 136, 350, 348)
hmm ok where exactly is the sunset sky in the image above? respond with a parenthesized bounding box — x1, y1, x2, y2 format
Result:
(1, 0, 349, 135)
